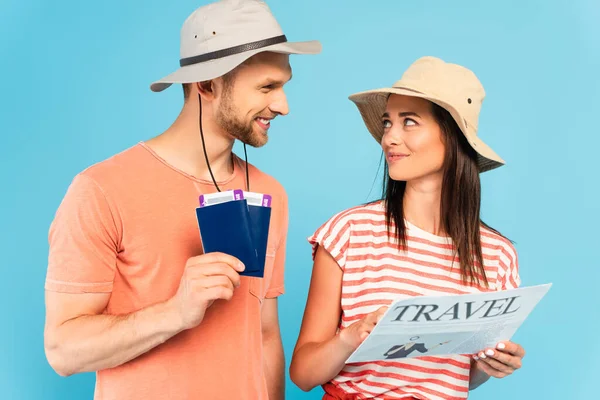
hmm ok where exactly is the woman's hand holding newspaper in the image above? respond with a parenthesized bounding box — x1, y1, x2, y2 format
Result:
(472, 341, 526, 378)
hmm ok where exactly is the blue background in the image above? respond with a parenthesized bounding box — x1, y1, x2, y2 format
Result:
(1, 0, 598, 398)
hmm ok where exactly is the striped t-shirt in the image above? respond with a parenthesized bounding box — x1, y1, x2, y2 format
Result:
(308, 201, 520, 400)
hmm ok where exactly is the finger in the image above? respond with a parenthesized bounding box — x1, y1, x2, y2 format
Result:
(341, 321, 371, 348)
(485, 348, 522, 370)
(495, 341, 525, 358)
(358, 317, 378, 337)
(364, 306, 388, 325)
(192, 275, 235, 291)
(359, 330, 369, 342)
(201, 286, 235, 302)
(187, 263, 241, 287)
(362, 312, 378, 326)
(476, 352, 515, 375)
(475, 359, 508, 379)
(375, 306, 389, 323)
(188, 253, 245, 272)
(359, 320, 374, 335)
(357, 323, 376, 343)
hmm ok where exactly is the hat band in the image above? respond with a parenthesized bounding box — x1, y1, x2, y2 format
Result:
(179, 35, 288, 67)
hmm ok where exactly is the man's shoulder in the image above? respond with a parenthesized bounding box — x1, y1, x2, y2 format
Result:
(78, 142, 148, 186)
(244, 159, 287, 199)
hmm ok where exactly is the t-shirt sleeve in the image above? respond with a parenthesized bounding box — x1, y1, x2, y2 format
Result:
(499, 240, 521, 290)
(307, 210, 352, 271)
(45, 173, 121, 294)
(265, 189, 288, 298)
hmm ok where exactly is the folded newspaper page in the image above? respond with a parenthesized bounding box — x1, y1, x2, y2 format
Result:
(346, 284, 552, 363)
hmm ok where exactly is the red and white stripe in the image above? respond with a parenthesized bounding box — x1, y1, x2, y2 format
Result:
(308, 201, 520, 399)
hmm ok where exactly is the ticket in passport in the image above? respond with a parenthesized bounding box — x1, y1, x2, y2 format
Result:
(198, 189, 244, 207)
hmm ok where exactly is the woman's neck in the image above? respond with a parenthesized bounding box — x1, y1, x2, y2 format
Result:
(402, 173, 445, 236)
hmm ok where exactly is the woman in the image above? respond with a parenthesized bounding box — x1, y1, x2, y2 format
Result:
(290, 56, 526, 399)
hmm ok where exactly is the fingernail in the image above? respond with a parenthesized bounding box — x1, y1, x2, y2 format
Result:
(473, 355, 479, 361)
(239, 262, 245, 270)
(497, 342, 506, 350)
(479, 352, 486, 359)
(486, 349, 494, 356)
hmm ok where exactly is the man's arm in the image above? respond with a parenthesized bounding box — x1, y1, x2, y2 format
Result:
(262, 298, 285, 400)
(44, 253, 243, 377)
(44, 291, 183, 376)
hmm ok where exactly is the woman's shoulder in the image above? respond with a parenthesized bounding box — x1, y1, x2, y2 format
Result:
(308, 201, 387, 263)
(480, 224, 518, 261)
(323, 200, 386, 227)
(309, 200, 386, 241)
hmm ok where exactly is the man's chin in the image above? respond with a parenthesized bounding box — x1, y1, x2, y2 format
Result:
(247, 138, 268, 148)
(244, 131, 269, 148)
(237, 138, 267, 148)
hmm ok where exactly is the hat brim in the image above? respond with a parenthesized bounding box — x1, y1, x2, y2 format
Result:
(150, 40, 322, 92)
(348, 87, 505, 173)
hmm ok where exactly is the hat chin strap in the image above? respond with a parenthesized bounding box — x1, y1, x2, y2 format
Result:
(198, 94, 250, 192)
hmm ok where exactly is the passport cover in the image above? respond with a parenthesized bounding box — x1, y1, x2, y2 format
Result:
(245, 204, 272, 278)
(195, 199, 260, 276)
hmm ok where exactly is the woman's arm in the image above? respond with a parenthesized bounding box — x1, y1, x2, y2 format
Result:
(289, 246, 385, 391)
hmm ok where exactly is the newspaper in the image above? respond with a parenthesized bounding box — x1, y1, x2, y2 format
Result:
(346, 284, 552, 363)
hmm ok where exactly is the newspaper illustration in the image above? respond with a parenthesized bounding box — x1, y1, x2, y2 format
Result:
(346, 283, 552, 364)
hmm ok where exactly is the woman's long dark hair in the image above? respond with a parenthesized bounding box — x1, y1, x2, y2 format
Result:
(382, 102, 506, 287)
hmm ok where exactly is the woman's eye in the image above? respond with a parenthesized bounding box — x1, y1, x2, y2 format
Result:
(404, 118, 417, 127)
(382, 120, 391, 128)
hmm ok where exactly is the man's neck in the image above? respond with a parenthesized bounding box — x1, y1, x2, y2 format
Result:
(145, 99, 236, 182)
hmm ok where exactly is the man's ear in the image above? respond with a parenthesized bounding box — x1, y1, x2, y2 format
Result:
(196, 81, 215, 101)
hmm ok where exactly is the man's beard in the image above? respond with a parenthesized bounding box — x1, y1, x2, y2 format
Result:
(215, 93, 267, 148)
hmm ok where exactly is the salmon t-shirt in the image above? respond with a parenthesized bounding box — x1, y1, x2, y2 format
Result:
(45, 142, 288, 400)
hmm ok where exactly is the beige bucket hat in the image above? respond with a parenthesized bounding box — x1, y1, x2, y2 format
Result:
(150, 0, 322, 92)
(349, 56, 504, 172)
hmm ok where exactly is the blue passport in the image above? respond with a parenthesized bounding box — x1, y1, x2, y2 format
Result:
(245, 204, 272, 278)
(195, 199, 260, 276)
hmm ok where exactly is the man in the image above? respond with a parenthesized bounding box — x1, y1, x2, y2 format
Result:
(43, 1, 321, 399)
